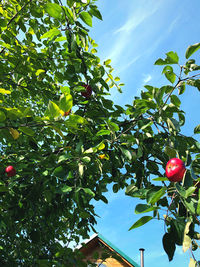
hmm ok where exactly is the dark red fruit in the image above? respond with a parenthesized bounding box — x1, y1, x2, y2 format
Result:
(81, 84, 92, 98)
(5, 166, 16, 177)
(165, 158, 186, 182)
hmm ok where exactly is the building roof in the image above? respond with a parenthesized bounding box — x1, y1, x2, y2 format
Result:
(78, 233, 140, 267)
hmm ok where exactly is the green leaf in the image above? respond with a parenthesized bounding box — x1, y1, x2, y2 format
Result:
(53, 166, 67, 178)
(96, 129, 111, 136)
(40, 28, 61, 39)
(45, 3, 63, 19)
(185, 186, 196, 198)
(155, 51, 179, 65)
(129, 216, 152, 230)
(185, 43, 200, 59)
(135, 204, 158, 214)
(166, 51, 179, 64)
(0, 186, 8, 192)
(197, 199, 200, 215)
(162, 233, 176, 261)
(120, 147, 132, 161)
(35, 69, 45, 76)
(164, 146, 177, 158)
(82, 156, 91, 163)
(183, 170, 193, 187)
(96, 142, 105, 150)
(162, 66, 176, 83)
(60, 185, 72, 193)
(63, 7, 74, 24)
(175, 183, 186, 198)
(83, 188, 95, 197)
(59, 93, 73, 113)
(152, 177, 168, 181)
(147, 187, 166, 205)
(167, 118, 176, 131)
(58, 154, 70, 163)
(104, 59, 111, 66)
(154, 58, 167, 65)
(79, 12, 92, 27)
(0, 110, 6, 122)
(108, 121, 119, 132)
(194, 124, 200, 134)
(184, 199, 196, 214)
(47, 101, 62, 118)
(113, 184, 119, 193)
(170, 95, 181, 107)
(78, 163, 84, 177)
(114, 77, 120, 82)
(89, 7, 102, 20)
(125, 184, 137, 195)
(171, 218, 186, 245)
(80, 211, 90, 219)
(178, 82, 186, 95)
(154, 86, 166, 105)
(0, 88, 11, 94)
(19, 127, 35, 136)
(68, 114, 87, 125)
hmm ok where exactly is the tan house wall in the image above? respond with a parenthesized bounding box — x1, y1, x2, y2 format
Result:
(96, 257, 131, 267)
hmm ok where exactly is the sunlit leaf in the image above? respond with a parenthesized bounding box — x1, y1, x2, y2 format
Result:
(96, 129, 111, 136)
(45, 3, 63, 19)
(129, 216, 152, 230)
(9, 128, 20, 140)
(183, 221, 192, 252)
(194, 124, 200, 134)
(147, 187, 166, 205)
(59, 93, 73, 113)
(83, 188, 95, 197)
(189, 258, 197, 267)
(40, 28, 61, 39)
(80, 11, 92, 27)
(185, 43, 200, 59)
(0, 88, 11, 94)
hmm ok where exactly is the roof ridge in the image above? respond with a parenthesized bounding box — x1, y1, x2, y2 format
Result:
(97, 233, 140, 267)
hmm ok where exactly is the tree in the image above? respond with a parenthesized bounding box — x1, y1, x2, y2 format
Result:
(0, 0, 200, 266)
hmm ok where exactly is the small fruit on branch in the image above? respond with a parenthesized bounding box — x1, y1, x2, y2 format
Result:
(81, 84, 92, 98)
(5, 166, 16, 177)
(165, 158, 186, 182)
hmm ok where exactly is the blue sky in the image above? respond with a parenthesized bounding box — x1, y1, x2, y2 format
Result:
(87, 0, 200, 266)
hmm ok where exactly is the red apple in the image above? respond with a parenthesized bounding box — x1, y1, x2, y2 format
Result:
(5, 165, 16, 177)
(81, 84, 92, 98)
(165, 158, 186, 182)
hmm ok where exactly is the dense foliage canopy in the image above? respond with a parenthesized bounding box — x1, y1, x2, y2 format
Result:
(1, 0, 200, 266)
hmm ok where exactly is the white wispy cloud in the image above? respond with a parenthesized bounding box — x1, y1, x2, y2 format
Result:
(143, 74, 152, 84)
(107, 1, 162, 64)
(144, 15, 182, 57)
(114, 2, 160, 35)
